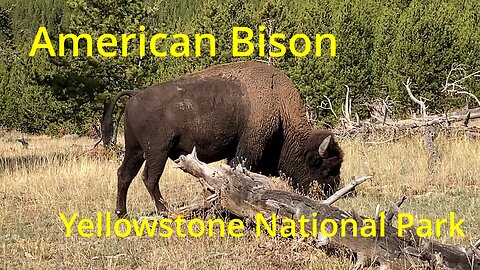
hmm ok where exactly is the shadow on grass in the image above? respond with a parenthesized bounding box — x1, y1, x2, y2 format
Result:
(0, 152, 71, 173)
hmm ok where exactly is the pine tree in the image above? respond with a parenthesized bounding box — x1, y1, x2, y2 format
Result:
(38, 0, 161, 133)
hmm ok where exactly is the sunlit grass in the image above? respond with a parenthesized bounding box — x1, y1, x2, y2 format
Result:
(1, 132, 478, 269)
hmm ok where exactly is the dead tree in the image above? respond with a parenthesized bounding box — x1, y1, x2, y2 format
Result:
(318, 67, 480, 140)
(173, 149, 480, 270)
(403, 79, 440, 172)
(442, 65, 480, 107)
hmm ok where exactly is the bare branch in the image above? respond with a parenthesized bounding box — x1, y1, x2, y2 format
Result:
(319, 95, 338, 118)
(322, 175, 372, 205)
(453, 91, 480, 107)
(442, 65, 480, 106)
(385, 196, 406, 224)
(404, 78, 426, 118)
(474, 238, 480, 249)
(341, 85, 354, 128)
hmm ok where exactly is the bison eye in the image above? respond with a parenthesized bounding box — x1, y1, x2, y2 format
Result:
(306, 151, 322, 167)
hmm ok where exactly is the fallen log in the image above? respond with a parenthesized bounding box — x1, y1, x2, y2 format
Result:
(174, 149, 480, 270)
(373, 107, 480, 129)
(334, 107, 480, 137)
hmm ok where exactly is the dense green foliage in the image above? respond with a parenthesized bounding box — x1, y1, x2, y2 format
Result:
(0, 0, 478, 134)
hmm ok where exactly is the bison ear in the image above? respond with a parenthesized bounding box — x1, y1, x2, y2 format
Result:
(318, 135, 331, 157)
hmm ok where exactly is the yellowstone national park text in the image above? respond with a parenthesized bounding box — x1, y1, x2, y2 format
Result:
(59, 212, 465, 239)
(29, 26, 336, 58)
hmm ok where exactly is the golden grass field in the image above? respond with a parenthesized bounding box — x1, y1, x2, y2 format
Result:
(1, 130, 479, 269)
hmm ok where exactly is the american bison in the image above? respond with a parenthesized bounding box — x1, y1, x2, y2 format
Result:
(102, 61, 343, 217)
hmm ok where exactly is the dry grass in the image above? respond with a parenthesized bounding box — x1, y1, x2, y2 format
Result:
(1, 132, 479, 269)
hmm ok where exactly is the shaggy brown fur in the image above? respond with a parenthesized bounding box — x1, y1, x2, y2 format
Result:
(102, 61, 343, 217)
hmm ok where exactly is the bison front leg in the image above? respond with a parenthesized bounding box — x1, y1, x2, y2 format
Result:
(229, 133, 267, 171)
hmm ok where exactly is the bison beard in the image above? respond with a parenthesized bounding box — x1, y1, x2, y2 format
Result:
(101, 61, 343, 217)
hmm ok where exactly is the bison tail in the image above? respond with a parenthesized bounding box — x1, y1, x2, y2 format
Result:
(100, 90, 140, 147)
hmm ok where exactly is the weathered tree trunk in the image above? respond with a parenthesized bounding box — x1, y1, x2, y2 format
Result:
(174, 149, 480, 270)
(340, 107, 480, 137)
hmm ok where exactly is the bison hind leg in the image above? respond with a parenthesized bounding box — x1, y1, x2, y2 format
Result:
(115, 145, 145, 218)
(142, 150, 169, 214)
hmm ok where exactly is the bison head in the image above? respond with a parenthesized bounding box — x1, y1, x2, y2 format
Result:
(289, 130, 343, 198)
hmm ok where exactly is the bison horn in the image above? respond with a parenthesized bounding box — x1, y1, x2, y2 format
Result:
(318, 135, 331, 157)
(191, 146, 198, 159)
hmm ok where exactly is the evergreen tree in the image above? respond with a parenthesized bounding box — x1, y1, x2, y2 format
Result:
(0, 0, 479, 133)
(37, 0, 161, 133)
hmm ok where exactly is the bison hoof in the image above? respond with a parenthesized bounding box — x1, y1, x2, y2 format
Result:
(115, 210, 128, 218)
(148, 210, 168, 218)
